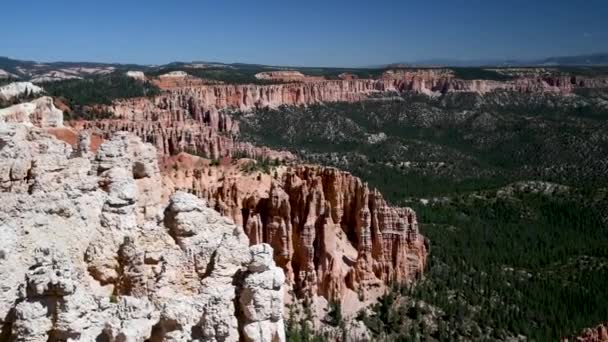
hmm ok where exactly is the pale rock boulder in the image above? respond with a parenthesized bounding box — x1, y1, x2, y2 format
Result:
(240, 244, 286, 342)
(0, 82, 43, 101)
(0, 96, 63, 127)
(94, 131, 163, 222)
(11, 248, 159, 342)
(126, 70, 147, 82)
(160, 70, 189, 78)
(158, 191, 250, 342)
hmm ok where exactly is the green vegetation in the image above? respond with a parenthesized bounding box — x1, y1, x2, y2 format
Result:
(325, 301, 343, 328)
(236, 89, 608, 340)
(147, 66, 286, 85)
(361, 189, 608, 340)
(286, 302, 329, 342)
(449, 67, 515, 81)
(0, 77, 20, 87)
(289, 66, 384, 80)
(43, 72, 160, 105)
(0, 87, 40, 108)
(42, 72, 161, 120)
(240, 157, 281, 174)
(556, 66, 608, 77)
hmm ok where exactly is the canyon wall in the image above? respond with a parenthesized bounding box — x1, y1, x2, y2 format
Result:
(567, 322, 608, 342)
(162, 156, 428, 305)
(61, 69, 608, 163)
(76, 71, 608, 159)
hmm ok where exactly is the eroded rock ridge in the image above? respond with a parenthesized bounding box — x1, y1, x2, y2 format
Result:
(163, 158, 428, 304)
(0, 122, 285, 341)
(78, 70, 608, 159)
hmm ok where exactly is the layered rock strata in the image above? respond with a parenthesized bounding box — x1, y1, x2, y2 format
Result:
(78, 71, 608, 159)
(0, 123, 285, 341)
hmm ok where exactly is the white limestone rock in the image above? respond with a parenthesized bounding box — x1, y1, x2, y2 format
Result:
(0, 82, 42, 101)
(159, 71, 188, 78)
(126, 71, 146, 81)
(240, 244, 286, 342)
(0, 96, 63, 127)
(0, 122, 286, 342)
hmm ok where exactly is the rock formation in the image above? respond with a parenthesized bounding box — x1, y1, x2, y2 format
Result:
(0, 96, 63, 128)
(69, 92, 295, 160)
(162, 156, 428, 306)
(71, 117, 293, 161)
(255, 71, 324, 83)
(68, 69, 608, 161)
(0, 82, 43, 101)
(125, 71, 146, 82)
(0, 122, 286, 341)
(567, 322, 608, 342)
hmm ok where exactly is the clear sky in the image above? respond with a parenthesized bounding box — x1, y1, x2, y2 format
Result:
(2, 0, 607, 67)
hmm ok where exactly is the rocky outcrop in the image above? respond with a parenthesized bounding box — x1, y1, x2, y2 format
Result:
(121, 72, 608, 114)
(239, 244, 286, 342)
(72, 117, 293, 160)
(0, 82, 43, 101)
(0, 96, 63, 128)
(255, 71, 324, 83)
(0, 122, 286, 341)
(125, 71, 146, 82)
(567, 322, 608, 342)
(68, 70, 608, 161)
(163, 157, 428, 305)
(70, 93, 295, 160)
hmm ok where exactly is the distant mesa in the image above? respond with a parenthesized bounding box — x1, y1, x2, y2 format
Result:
(186, 62, 231, 69)
(255, 70, 324, 82)
(125, 70, 146, 82)
(30, 67, 115, 83)
(159, 70, 189, 78)
(152, 70, 216, 89)
(30, 70, 83, 83)
(0, 81, 43, 101)
(338, 72, 358, 80)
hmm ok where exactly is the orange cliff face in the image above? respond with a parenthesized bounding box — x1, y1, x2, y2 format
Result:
(162, 156, 428, 305)
(70, 70, 608, 160)
(565, 322, 608, 342)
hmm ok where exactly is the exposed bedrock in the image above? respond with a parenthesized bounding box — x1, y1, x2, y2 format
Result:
(163, 159, 428, 304)
(0, 122, 285, 341)
(71, 71, 608, 160)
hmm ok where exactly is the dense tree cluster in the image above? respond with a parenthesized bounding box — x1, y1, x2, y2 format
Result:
(0, 86, 40, 108)
(42, 72, 161, 120)
(450, 67, 514, 81)
(360, 191, 608, 340)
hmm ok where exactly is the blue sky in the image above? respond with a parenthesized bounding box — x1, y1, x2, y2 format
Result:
(1, 0, 607, 66)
